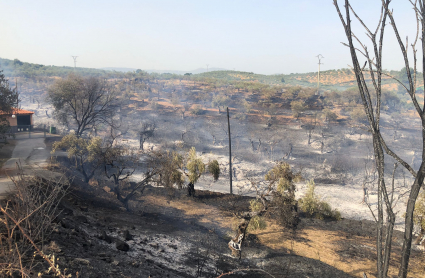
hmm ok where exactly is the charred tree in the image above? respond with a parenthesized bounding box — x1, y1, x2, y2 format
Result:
(138, 122, 156, 150)
(334, 1, 425, 277)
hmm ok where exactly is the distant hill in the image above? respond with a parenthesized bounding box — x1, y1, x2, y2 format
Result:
(100, 67, 228, 75)
(101, 67, 137, 72)
(194, 68, 422, 91)
(144, 67, 227, 75)
(0, 57, 419, 91)
(0, 57, 108, 78)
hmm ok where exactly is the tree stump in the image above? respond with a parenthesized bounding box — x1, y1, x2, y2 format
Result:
(187, 182, 195, 197)
(228, 221, 249, 258)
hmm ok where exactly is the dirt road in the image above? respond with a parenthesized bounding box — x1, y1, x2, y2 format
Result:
(0, 132, 51, 198)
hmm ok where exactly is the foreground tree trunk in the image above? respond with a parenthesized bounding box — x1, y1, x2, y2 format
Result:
(334, 1, 425, 277)
(228, 221, 249, 258)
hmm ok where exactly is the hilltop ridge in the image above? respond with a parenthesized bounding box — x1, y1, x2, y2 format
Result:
(1, 57, 422, 91)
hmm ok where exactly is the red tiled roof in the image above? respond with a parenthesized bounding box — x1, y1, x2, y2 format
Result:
(0, 108, 34, 115)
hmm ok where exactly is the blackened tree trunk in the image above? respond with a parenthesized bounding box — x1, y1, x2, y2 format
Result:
(334, 1, 425, 277)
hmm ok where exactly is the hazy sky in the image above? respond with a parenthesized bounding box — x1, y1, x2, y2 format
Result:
(0, 0, 420, 74)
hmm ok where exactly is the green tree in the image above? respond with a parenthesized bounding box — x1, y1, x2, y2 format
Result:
(242, 100, 252, 114)
(350, 106, 367, 125)
(154, 150, 185, 189)
(100, 142, 142, 210)
(211, 93, 229, 113)
(322, 108, 338, 122)
(290, 100, 306, 119)
(51, 133, 102, 182)
(342, 87, 362, 104)
(186, 147, 205, 184)
(0, 71, 18, 141)
(48, 74, 118, 137)
(399, 67, 414, 86)
(382, 90, 401, 110)
(229, 162, 301, 257)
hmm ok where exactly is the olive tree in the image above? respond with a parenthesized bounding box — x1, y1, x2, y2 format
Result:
(138, 121, 156, 150)
(290, 100, 306, 120)
(228, 162, 301, 257)
(51, 133, 102, 182)
(48, 74, 118, 137)
(184, 147, 206, 196)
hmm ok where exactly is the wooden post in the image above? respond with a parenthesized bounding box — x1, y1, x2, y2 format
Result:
(227, 107, 233, 195)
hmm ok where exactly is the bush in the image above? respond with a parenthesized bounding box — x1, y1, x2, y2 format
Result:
(207, 160, 220, 181)
(322, 108, 338, 122)
(299, 180, 341, 220)
(190, 104, 203, 115)
(186, 147, 205, 184)
(265, 162, 302, 230)
(0, 174, 69, 277)
(290, 100, 306, 119)
(350, 106, 367, 124)
(247, 199, 267, 231)
(248, 215, 267, 231)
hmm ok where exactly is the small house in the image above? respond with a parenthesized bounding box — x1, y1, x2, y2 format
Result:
(0, 108, 34, 132)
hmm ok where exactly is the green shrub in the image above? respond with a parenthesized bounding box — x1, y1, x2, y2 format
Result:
(249, 199, 264, 213)
(207, 160, 220, 181)
(170, 170, 184, 188)
(186, 147, 205, 184)
(247, 199, 267, 231)
(290, 100, 306, 119)
(248, 215, 267, 232)
(299, 180, 341, 221)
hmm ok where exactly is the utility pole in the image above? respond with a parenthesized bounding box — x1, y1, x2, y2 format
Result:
(72, 56, 78, 70)
(206, 64, 209, 72)
(316, 54, 324, 90)
(227, 107, 233, 195)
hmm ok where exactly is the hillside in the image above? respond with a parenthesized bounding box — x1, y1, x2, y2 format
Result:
(195, 68, 424, 91)
(3, 57, 422, 92)
(2, 56, 425, 277)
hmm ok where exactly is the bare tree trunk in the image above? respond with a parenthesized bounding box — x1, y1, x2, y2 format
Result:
(399, 162, 425, 277)
(228, 220, 249, 258)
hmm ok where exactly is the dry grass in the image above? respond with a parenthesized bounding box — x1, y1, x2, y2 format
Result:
(141, 194, 235, 233)
(251, 221, 425, 278)
(139, 190, 425, 278)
